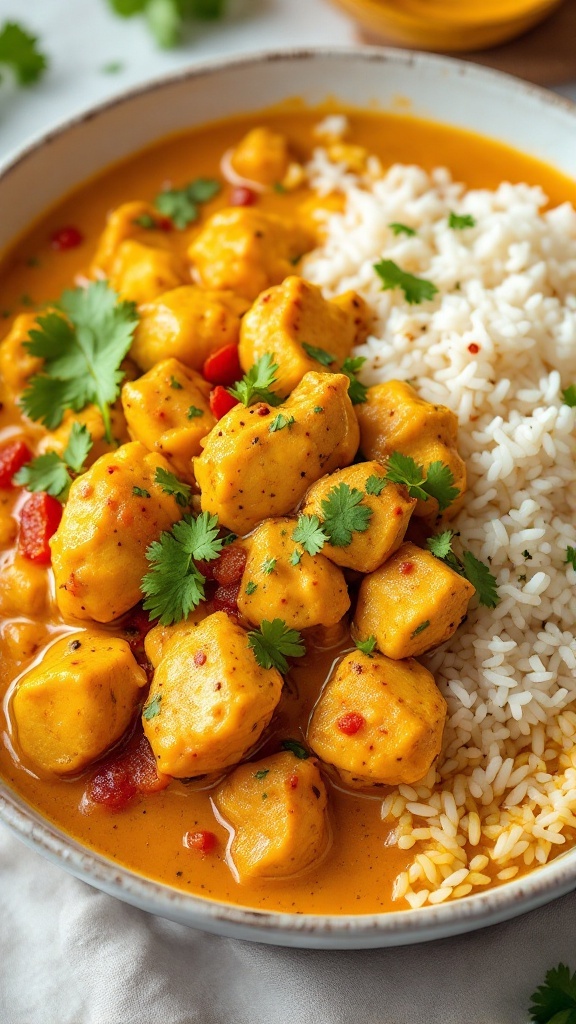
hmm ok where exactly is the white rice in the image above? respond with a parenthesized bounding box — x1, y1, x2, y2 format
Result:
(302, 136, 576, 905)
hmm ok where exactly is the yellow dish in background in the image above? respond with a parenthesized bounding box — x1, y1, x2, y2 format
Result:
(329, 0, 565, 51)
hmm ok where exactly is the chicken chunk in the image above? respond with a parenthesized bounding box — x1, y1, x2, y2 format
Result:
(214, 752, 329, 881)
(51, 442, 183, 622)
(129, 285, 248, 373)
(12, 633, 147, 775)
(239, 276, 369, 395)
(0, 554, 49, 618)
(144, 607, 208, 669)
(90, 200, 174, 276)
(354, 542, 475, 660)
(230, 127, 291, 187)
(237, 517, 350, 630)
(195, 371, 359, 535)
(36, 402, 130, 465)
(307, 650, 446, 787)
(107, 240, 187, 305)
(122, 358, 215, 483)
(0, 313, 43, 401)
(302, 461, 416, 573)
(188, 208, 313, 301)
(142, 611, 283, 777)
(356, 380, 466, 520)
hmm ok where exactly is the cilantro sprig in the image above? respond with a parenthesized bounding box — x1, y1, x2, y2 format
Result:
(141, 511, 223, 625)
(292, 514, 327, 557)
(107, 0, 225, 49)
(320, 483, 372, 547)
(561, 385, 576, 408)
(374, 259, 438, 305)
(384, 451, 460, 513)
(154, 466, 192, 508)
(20, 282, 138, 444)
(228, 352, 282, 407)
(427, 529, 499, 608)
(565, 546, 576, 570)
(301, 343, 335, 366)
(448, 212, 476, 230)
(14, 423, 92, 501)
(341, 356, 368, 405)
(154, 177, 220, 229)
(0, 22, 47, 86)
(247, 619, 305, 674)
(388, 222, 416, 237)
(529, 963, 576, 1023)
(355, 635, 376, 657)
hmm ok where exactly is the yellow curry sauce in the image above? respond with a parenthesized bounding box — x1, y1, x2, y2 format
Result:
(1, 107, 575, 916)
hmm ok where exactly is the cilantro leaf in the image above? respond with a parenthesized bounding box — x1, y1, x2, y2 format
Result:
(247, 619, 305, 674)
(388, 222, 416, 237)
(289, 549, 302, 566)
(269, 413, 295, 433)
(172, 511, 223, 562)
(341, 356, 368, 405)
(427, 529, 454, 560)
(566, 546, 576, 570)
(245, 581, 258, 596)
(355, 635, 376, 657)
(13, 422, 93, 500)
(374, 259, 438, 305)
(365, 474, 387, 496)
(561, 385, 576, 408)
(154, 177, 220, 228)
(292, 514, 327, 556)
(133, 486, 151, 498)
(170, 375, 183, 389)
(411, 620, 430, 638)
(141, 512, 223, 624)
(448, 212, 476, 230)
(63, 422, 92, 473)
(281, 739, 309, 759)
(320, 483, 373, 547)
(529, 963, 576, 1024)
(143, 693, 162, 720)
(385, 452, 459, 513)
(0, 22, 48, 86)
(20, 282, 138, 443)
(301, 343, 335, 366)
(187, 405, 204, 419)
(423, 461, 461, 513)
(427, 531, 499, 609)
(228, 352, 282, 407)
(254, 769, 269, 780)
(154, 466, 192, 508)
(261, 558, 276, 575)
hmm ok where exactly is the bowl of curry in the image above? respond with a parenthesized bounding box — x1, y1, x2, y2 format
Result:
(1, 49, 576, 948)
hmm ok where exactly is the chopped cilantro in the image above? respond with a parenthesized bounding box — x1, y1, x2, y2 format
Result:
(301, 343, 335, 366)
(281, 739, 309, 759)
(566, 546, 576, 570)
(365, 474, 387, 496)
(141, 512, 223, 625)
(154, 177, 220, 229)
(13, 422, 93, 501)
(261, 558, 276, 575)
(374, 259, 438, 305)
(411, 620, 430, 638)
(355, 635, 376, 657)
(262, 792, 268, 800)
(448, 212, 476, 230)
(187, 405, 204, 419)
(101, 60, 124, 74)
(143, 693, 161, 720)
(269, 413, 295, 432)
(427, 530, 499, 609)
(133, 486, 151, 498)
(561, 385, 576, 407)
(247, 619, 305, 674)
(134, 213, 157, 229)
(254, 769, 269, 780)
(154, 466, 191, 508)
(169, 376, 183, 389)
(273, 182, 287, 194)
(228, 352, 282, 407)
(20, 281, 138, 443)
(63, 422, 93, 474)
(388, 222, 416, 237)
(529, 962, 576, 1023)
(245, 581, 258, 596)
(0, 21, 47, 85)
(320, 483, 372, 547)
(384, 452, 459, 513)
(289, 549, 302, 566)
(341, 356, 368, 405)
(313, 406, 324, 414)
(221, 532, 238, 546)
(292, 514, 327, 556)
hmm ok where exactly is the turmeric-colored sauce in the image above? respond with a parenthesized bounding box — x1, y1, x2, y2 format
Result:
(1, 106, 574, 915)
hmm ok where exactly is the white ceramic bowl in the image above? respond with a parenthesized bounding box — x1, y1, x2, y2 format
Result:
(1, 48, 576, 949)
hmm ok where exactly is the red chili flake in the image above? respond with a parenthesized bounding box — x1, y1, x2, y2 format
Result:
(0, 440, 32, 488)
(50, 225, 84, 251)
(399, 561, 415, 575)
(157, 217, 173, 232)
(257, 406, 270, 417)
(184, 829, 217, 853)
(212, 545, 247, 586)
(213, 581, 242, 613)
(18, 492, 62, 564)
(202, 344, 242, 388)
(230, 186, 257, 207)
(288, 774, 299, 790)
(468, 343, 480, 354)
(209, 385, 239, 420)
(394, 506, 403, 517)
(194, 650, 207, 666)
(337, 712, 366, 736)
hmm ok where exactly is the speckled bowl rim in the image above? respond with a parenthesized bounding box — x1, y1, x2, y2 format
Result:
(1, 46, 576, 949)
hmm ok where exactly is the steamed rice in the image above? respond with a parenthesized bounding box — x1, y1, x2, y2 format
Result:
(302, 132, 576, 906)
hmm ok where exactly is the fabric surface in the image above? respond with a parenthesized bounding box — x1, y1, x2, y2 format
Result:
(1, 826, 575, 1024)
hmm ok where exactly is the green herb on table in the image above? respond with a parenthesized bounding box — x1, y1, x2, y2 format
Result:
(106, 0, 226, 49)
(13, 423, 92, 501)
(529, 962, 576, 1023)
(141, 511, 223, 625)
(427, 529, 499, 608)
(247, 619, 305, 674)
(0, 21, 47, 85)
(101, 60, 124, 74)
(374, 259, 438, 305)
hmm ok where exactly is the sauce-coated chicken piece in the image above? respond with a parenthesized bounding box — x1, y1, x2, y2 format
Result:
(107, 240, 187, 305)
(188, 208, 313, 301)
(195, 371, 360, 535)
(354, 541, 475, 660)
(13, 633, 147, 775)
(90, 200, 173, 276)
(214, 752, 329, 880)
(51, 442, 183, 622)
(302, 460, 416, 573)
(0, 313, 43, 401)
(142, 611, 283, 778)
(307, 650, 446, 787)
(237, 517, 350, 630)
(129, 285, 248, 373)
(122, 357, 215, 483)
(239, 276, 369, 395)
(230, 127, 291, 187)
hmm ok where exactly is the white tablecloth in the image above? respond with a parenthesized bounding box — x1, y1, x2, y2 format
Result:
(2, 2, 576, 1021)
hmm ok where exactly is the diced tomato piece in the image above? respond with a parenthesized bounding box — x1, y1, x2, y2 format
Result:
(86, 733, 168, 811)
(230, 186, 257, 207)
(19, 492, 62, 564)
(212, 545, 247, 586)
(86, 762, 138, 811)
(50, 225, 84, 251)
(337, 712, 366, 736)
(213, 580, 241, 613)
(202, 344, 243, 388)
(184, 829, 217, 853)
(209, 385, 239, 420)
(0, 440, 32, 488)
(195, 557, 217, 581)
(121, 734, 169, 794)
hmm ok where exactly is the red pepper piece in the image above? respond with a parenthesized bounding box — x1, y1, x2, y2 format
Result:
(213, 580, 241, 613)
(19, 492, 63, 564)
(230, 186, 257, 207)
(50, 225, 84, 251)
(202, 344, 242, 388)
(86, 733, 168, 810)
(121, 734, 168, 794)
(209, 385, 239, 420)
(337, 711, 366, 736)
(212, 545, 247, 586)
(86, 762, 138, 811)
(0, 440, 32, 488)
(184, 829, 217, 853)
